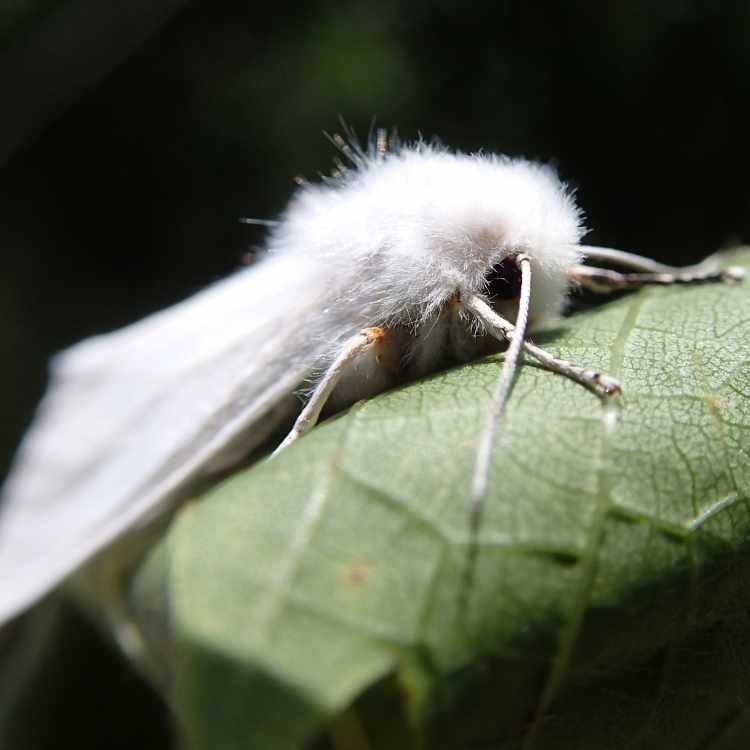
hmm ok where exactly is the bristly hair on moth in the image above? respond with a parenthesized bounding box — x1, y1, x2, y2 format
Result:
(324, 120, 403, 171)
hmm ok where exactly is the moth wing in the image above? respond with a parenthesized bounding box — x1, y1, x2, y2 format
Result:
(0, 254, 328, 624)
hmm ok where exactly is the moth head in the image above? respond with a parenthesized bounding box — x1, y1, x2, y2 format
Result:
(481, 246, 581, 328)
(463, 160, 586, 328)
(408, 152, 585, 327)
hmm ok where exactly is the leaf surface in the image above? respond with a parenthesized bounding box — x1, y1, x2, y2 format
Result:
(131, 248, 750, 749)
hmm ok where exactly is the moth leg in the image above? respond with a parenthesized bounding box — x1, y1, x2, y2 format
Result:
(569, 263, 744, 294)
(518, 339, 621, 395)
(272, 327, 391, 456)
(470, 255, 532, 526)
(579, 244, 746, 278)
(461, 293, 621, 396)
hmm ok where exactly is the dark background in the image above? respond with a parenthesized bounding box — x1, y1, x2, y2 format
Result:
(3, 0, 750, 478)
(1, 1, 750, 746)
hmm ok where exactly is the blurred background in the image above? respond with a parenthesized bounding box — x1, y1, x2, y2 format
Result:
(1, 1, 750, 746)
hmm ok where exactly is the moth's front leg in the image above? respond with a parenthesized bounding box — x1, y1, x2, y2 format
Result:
(461, 293, 621, 396)
(272, 327, 401, 455)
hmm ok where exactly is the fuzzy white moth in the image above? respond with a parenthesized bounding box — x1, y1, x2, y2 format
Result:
(0, 132, 743, 627)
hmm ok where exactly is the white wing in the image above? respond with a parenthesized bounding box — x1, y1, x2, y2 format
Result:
(0, 252, 332, 624)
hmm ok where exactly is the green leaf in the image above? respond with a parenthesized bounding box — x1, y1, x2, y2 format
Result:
(128, 248, 750, 749)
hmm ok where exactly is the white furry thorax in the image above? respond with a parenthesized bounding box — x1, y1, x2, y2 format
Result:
(267, 141, 585, 338)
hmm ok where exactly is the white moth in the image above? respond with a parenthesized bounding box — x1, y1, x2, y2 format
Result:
(0, 132, 743, 627)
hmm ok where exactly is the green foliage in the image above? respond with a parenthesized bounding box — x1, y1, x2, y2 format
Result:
(0, 0, 62, 49)
(123, 250, 750, 748)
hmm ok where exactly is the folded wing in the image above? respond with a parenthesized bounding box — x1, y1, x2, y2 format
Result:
(0, 253, 329, 624)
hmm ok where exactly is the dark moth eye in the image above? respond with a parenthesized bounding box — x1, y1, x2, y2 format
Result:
(485, 255, 523, 300)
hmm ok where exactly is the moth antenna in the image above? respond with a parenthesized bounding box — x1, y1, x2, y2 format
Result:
(470, 254, 532, 529)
